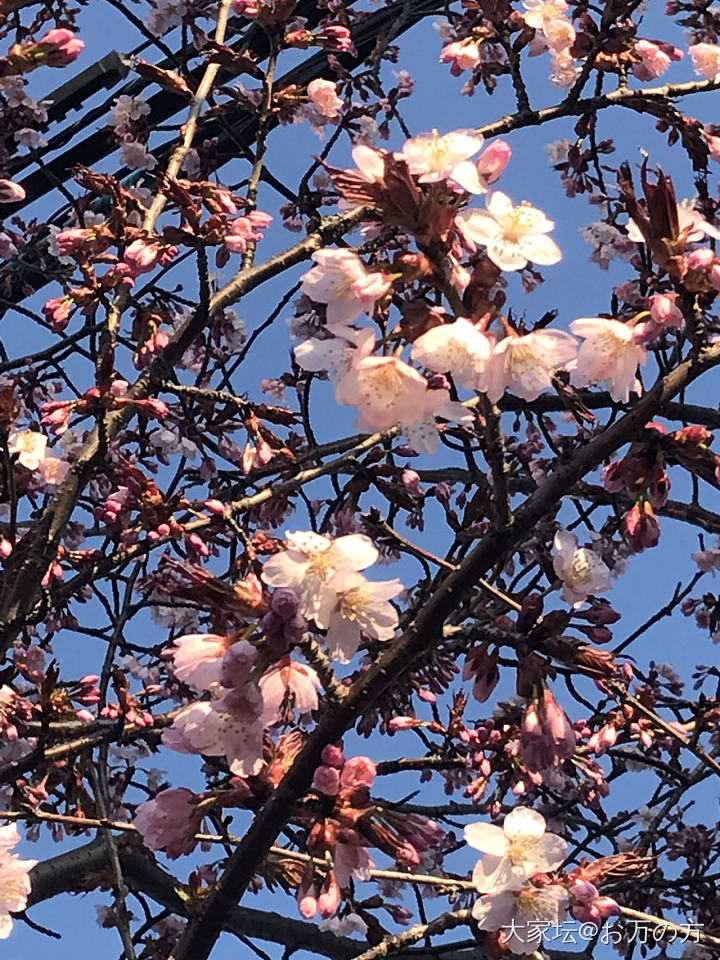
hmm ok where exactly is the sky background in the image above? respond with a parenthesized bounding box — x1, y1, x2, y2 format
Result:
(4, 2, 720, 958)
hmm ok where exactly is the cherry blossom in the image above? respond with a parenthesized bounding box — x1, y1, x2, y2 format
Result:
(439, 40, 482, 75)
(411, 317, 492, 390)
(315, 571, 402, 662)
(259, 659, 322, 723)
(456, 192, 562, 271)
(465, 807, 567, 893)
(300, 249, 391, 325)
(340, 756, 377, 789)
(471, 884, 569, 954)
(484, 329, 577, 403)
(552, 528, 611, 607)
(689, 43, 720, 82)
(570, 317, 647, 403)
(334, 338, 440, 433)
(522, 0, 569, 33)
(163, 688, 265, 777)
(262, 531, 379, 619)
(8, 430, 48, 471)
(169, 633, 229, 689)
(134, 787, 203, 859)
(0, 825, 37, 939)
(395, 128, 485, 192)
(307, 79, 343, 118)
(36, 455, 69, 486)
(632, 39, 683, 81)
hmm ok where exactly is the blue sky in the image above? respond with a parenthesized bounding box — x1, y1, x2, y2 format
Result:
(5, 2, 720, 958)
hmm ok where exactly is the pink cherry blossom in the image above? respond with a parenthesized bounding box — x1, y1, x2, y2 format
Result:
(169, 633, 229, 689)
(259, 659, 322, 723)
(313, 765, 341, 795)
(464, 806, 567, 893)
(689, 42, 720, 82)
(552, 528, 611, 608)
(340, 755, 377, 789)
(472, 884, 569, 954)
(569, 879, 620, 924)
(300, 249, 391, 325)
(315, 570, 402, 662)
(570, 317, 647, 403)
(262, 530, 379, 618)
(439, 40, 482, 75)
(334, 843, 374, 886)
(484, 329, 577, 403)
(650, 292, 684, 330)
(162, 686, 265, 778)
(632, 39, 683, 81)
(544, 17, 576, 53)
(411, 317, 491, 390)
(395, 128, 485, 192)
(335, 338, 437, 433)
(307, 79, 343, 118)
(456, 192, 562, 271)
(134, 787, 203, 859)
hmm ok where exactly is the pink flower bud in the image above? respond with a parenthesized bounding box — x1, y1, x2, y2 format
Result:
(476, 140, 512, 183)
(649, 292, 683, 329)
(204, 499, 226, 515)
(313, 765, 341, 795)
(321, 744, 345, 768)
(0, 179, 26, 203)
(124, 238, 161, 274)
(318, 873, 341, 918)
(624, 500, 660, 551)
(37, 28, 84, 66)
(388, 716, 421, 730)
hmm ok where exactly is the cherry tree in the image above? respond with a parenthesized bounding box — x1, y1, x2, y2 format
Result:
(1, 2, 720, 960)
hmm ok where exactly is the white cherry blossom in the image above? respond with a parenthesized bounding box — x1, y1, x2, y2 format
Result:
(456, 191, 562, 271)
(315, 570, 403, 662)
(411, 317, 492, 390)
(689, 42, 720, 82)
(8, 430, 48, 471)
(552, 529, 611, 608)
(472, 884, 569, 954)
(464, 806, 567, 893)
(570, 317, 647, 403)
(395, 128, 485, 192)
(522, 0, 568, 32)
(262, 531, 379, 618)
